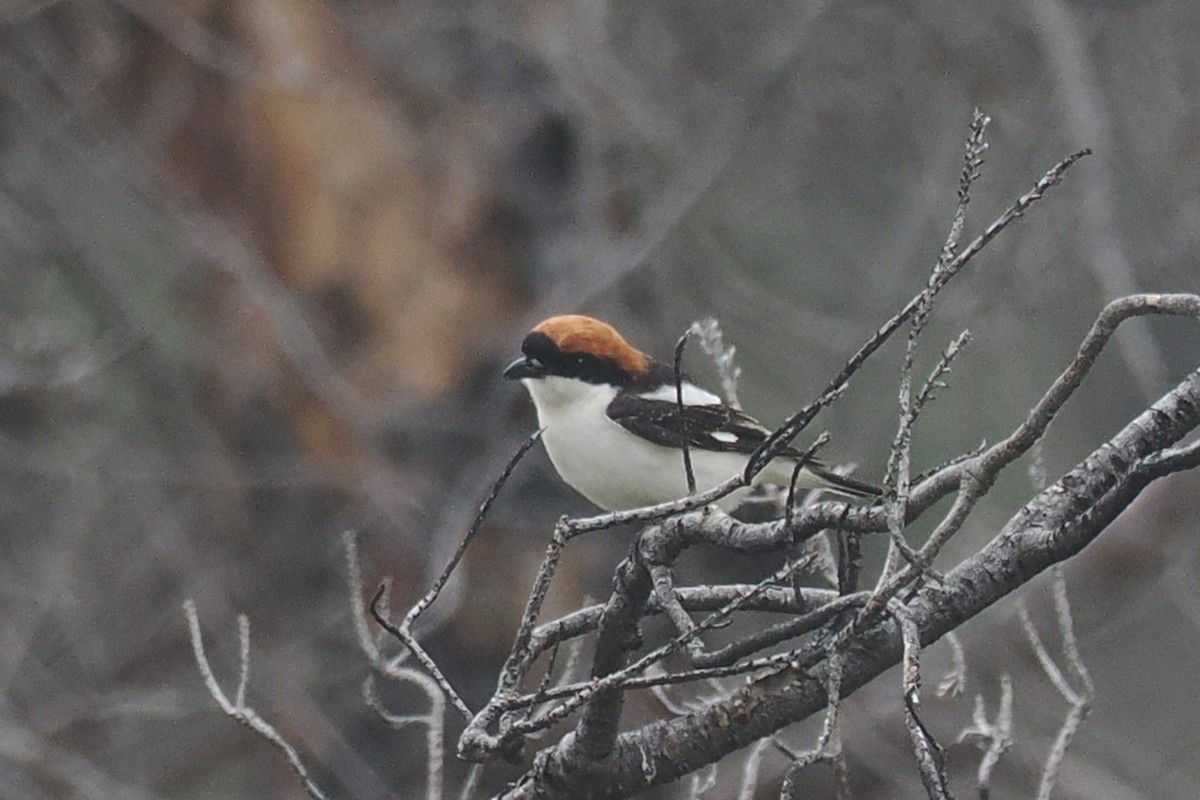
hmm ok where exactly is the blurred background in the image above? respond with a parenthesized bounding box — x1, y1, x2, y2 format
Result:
(2, 1, 1199, 798)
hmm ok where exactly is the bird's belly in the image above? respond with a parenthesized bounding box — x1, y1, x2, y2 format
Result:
(540, 418, 753, 511)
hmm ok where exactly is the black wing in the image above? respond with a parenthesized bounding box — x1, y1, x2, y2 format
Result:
(606, 395, 792, 456)
(606, 395, 881, 498)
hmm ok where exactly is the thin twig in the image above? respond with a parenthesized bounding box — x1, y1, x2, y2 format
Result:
(404, 430, 544, 630)
(883, 112, 990, 582)
(497, 532, 570, 688)
(507, 555, 818, 737)
(182, 600, 330, 800)
(896, 603, 952, 800)
(372, 431, 544, 724)
(235, 615, 250, 710)
(778, 647, 845, 798)
(458, 766, 484, 800)
(915, 332, 973, 417)
(861, 473, 986, 624)
(738, 738, 774, 800)
(674, 332, 697, 495)
(344, 533, 447, 800)
(371, 588, 472, 719)
(880, 332, 971, 583)
(786, 433, 831, 531)
(517, 637, 566, 727)
(649, 563, 703, 657)
(497, 649, 810, 711)
(1018, 568, 1094, 800)
(958, 674, 1014, 800)
(523, 584, 841, 668)
(692, 592, 869, 670)
(750, 143, 1090, 480)
(1051, 568, 1094, 697)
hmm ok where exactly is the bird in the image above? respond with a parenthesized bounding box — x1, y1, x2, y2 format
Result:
(503, 314, 878, 512)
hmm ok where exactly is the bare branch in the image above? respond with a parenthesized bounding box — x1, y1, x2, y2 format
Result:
(749, 145, 1090, 479)
(484, 293, 1200, 785)
(914, 332, 973, 421)
(370, 588, 472, 720)
(738, 738, 774, 800)
(880, 331, 972, 583)
(896, 604, 952, 800)
(908, 300, 1196, 511)
(369, 430, 543, 727)
(413, 118, 1194, 800)
(957, 674, 1014, 800)
(182, 600, 330, 800)
(778, 647, 845, 798)
(1052, 568, 1094, 698)
(785, 433, 832, 530)
(691, 318, 743, 409)
(1020, 593, 1081, 699)
(936, 631, 967, 699)
(673, 331, 697, 495)
(511, 536, 572, 666)
(517, 551, 819, 754)
(502, 351, 1200, 796)
(235, 614, 250, 710)
(876, 293, 1200, 612)
(404, 429, 544, 631)
(692, 592, 868, 670)
(458, 766, 484, 800)
(520, 583, 843, 675)
(883, 111, 990, 582)
(1018, 567, 1095, 800)
(344, 533, 447, 800)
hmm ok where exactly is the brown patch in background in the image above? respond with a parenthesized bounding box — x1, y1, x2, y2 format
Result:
(170, 0, 532, 466)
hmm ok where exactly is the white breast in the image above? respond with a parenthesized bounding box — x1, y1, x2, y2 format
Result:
(521, 376, 758, 511)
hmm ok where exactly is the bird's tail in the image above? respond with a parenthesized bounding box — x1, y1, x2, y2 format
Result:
(758, 457, 881, 500)
(807, 464, 881, 499)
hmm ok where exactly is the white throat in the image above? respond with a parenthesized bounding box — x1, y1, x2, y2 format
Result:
(522, 375, 618, 425)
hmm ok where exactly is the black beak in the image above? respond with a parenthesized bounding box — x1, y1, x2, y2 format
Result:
(503, 357, 543, 380)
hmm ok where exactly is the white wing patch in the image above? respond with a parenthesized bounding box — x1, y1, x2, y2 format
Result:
(710, 431, 740, 444)
(636, 382, 722, 405)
